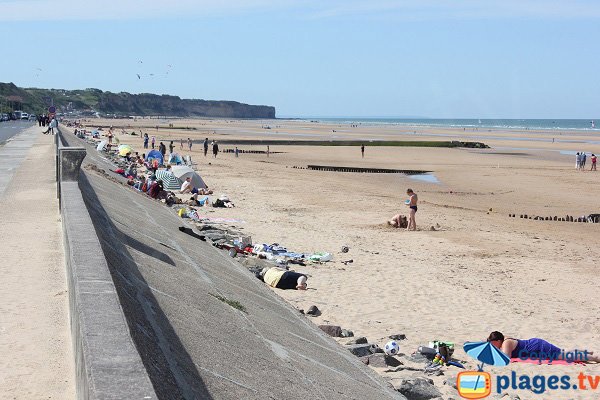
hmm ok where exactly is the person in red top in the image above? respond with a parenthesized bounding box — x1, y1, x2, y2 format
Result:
(591, 154, 597, 171)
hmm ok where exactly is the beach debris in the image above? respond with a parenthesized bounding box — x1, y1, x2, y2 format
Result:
(346, 337, 368, 345)
(340, 329, 354, 338)
(318, 325, 342, 337)
(306, 305, 321, 316)
(341, 245, 349, 253)
(392, 377, 441, 400)
(430, 226, 436, 231)
(341, 259, 353, 265)
(347, 343, 379, 357)
(389, 333, 407, 341)
(360, 353, 402, 368)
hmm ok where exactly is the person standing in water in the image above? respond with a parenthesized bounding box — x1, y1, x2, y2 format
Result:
(406, 188, 418, 231)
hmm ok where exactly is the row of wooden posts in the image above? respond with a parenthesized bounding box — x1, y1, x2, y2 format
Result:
(508, 214, 599, 223)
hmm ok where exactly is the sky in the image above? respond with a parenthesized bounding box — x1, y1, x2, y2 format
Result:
(0, 0, 599, 118)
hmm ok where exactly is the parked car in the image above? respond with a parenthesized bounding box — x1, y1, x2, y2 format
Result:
(20, 112, 29, 120)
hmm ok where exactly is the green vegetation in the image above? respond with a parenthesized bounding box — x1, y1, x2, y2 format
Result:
(209, 293, 247, 313)
(0, 82, 275, 118)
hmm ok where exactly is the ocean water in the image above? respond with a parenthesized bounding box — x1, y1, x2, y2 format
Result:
(308, 118, 599, 132)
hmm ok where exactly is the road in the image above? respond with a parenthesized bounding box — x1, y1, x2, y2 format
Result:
(0, 120, 36, 145)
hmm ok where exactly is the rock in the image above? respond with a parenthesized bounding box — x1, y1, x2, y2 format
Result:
(346, 336, 368, 345)
(341, 245, 349, 253)
(430, 226, 436, 231)
(444, 376, 457, 389)
(406, 352, 430, 363)
(340, 329, 354, 337)
(389, 333, 407, 341)
(393, 378, 442, 400)
(347, 343, 378, 357)
(306, 305, 320, 316)
(360, 353, 402, 368)
(318, 325, 342, 337)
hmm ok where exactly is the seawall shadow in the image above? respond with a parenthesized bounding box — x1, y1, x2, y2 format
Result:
(78, 171, 214, 400)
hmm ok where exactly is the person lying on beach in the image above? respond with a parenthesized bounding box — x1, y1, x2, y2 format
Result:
(259, 267, 307, 290)
(487, 331, 600, 363)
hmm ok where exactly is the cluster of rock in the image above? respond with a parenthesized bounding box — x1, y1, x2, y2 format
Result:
(316, 327, 446, 399)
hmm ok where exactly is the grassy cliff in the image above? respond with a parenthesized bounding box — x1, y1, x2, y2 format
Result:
(0, 82, 275, 118)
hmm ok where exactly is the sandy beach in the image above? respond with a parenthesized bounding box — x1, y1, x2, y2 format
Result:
(75, 118, 600, 399)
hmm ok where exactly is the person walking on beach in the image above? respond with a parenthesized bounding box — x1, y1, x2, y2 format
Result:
(180, 138, 184, 150)
(169, 141, 174, 155)
(187, 137, 192, 152)
(159, 142, 166, 159)
(151, 136, 156, 149)
(581, 152, 587, 170)
(361, 144, 365, 158)
(212, 141, 219, 158)
(591, 154, 597, 171)
(235, 147, 239, 158)
(143, 133, 149, 149)
(203, 138, 209, 157)
(406, 188, 418, 231)
(576, 152, 581, 170)
(267, 145, 270, 157)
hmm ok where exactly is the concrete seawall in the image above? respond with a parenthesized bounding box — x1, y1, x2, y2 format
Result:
(59, 126, 404, 399)
(57, 128, 157, 399)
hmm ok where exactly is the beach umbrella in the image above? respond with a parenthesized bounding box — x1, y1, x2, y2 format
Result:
(145, 149, 164, 165)
(96, 140, 107, 151)
(463, 341, 510, 395)
(463, 341, 511, 367)
(118, 144, 133, 156)
(155, 169, 182, 191)
(171, 165, 207, 189)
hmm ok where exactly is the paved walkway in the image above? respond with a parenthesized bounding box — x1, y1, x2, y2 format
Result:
(0, 127, 75, 399)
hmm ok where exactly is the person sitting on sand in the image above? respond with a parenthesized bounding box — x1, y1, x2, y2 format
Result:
(487, 331, 600, 363)
(148, 180, 165, 199)
(259, 267, 307, 290)
(181, 176, 200, 201)
(388, 214, 408, 228)
(406, 188, 418, 231)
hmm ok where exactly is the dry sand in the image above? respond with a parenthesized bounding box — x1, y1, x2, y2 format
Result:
(0, 128, 75, 399)
(82, 118, 600, 399)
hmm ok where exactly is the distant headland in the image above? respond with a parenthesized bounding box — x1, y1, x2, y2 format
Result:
(0, 82, 275, 119)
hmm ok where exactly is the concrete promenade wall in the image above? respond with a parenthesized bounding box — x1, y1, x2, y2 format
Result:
(58, 126, 403, 399)
(57, 127, 157, 399)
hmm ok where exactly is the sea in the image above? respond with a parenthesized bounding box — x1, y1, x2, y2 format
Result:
(304, 118, 599, 132)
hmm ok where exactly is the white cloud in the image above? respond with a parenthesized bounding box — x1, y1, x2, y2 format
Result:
(1, 0, 599, 21)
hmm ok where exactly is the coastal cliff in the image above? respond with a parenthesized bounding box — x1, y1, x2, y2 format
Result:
(0, 82, 275, 118)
